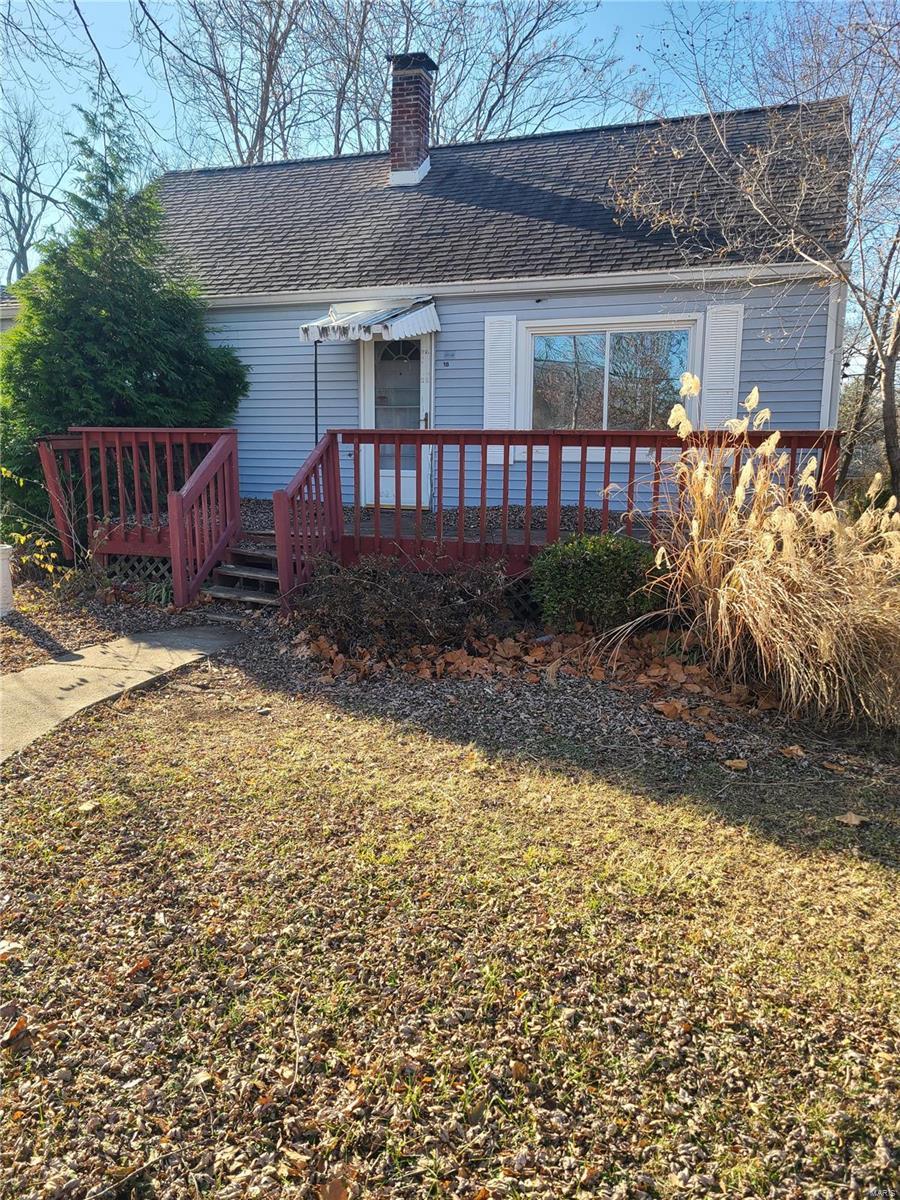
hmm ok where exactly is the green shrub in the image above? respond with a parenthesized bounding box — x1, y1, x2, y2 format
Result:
(531, 533, 655, 631)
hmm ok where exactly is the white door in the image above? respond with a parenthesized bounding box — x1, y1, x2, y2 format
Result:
(361, 335, 432, 506)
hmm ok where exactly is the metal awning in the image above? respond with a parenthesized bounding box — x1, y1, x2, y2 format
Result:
(298, 296, 440, 343)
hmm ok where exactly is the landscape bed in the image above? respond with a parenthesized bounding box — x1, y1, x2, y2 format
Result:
(1, 616, 898, 1200)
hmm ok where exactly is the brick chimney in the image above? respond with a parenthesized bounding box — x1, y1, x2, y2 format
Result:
(387, 52, 438, 186)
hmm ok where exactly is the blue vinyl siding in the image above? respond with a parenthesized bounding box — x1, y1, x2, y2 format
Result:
(206, 306, 360, 498)
(208, 279, 831, 502)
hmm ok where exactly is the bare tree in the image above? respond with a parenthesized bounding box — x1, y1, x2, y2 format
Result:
(615, 0, 900, 494)
(308, 0, 636, 154)
(0, 0, 86, 89)
(134, 0, 318, 165)
(0, 97, 72, 283)
(134, 0, 640, 164)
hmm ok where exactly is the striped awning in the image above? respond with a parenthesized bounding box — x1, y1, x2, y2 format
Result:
(298, 296, 440, 343)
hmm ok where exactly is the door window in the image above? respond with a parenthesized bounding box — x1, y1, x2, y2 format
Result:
(375, 339, 420, 470)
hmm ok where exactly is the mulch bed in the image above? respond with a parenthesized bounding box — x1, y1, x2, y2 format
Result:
(0, 583, 245, 675)
(1, 611, 897, 1200)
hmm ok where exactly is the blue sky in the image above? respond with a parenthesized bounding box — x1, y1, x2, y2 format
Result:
(4, 0, 719, 280)
(19, 0, 686, 151)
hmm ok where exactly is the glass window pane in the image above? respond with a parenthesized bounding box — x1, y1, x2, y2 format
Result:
(607, 329, 688, 430)
(375, 340, 420, 470)
(533, 333, 605, 429)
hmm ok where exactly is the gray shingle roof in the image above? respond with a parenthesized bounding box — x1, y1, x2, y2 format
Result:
(158, 98, 849, 297)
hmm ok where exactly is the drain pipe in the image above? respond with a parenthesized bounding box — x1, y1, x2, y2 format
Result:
(314, 338, 320, 443)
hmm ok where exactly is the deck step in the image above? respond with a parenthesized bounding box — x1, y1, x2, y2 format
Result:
(202, 584, 281, 607)
(229, 544, 279, 562)
(215, 562, 279, 583)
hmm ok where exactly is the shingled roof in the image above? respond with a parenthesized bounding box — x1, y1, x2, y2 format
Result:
(158, 98, 849, 298)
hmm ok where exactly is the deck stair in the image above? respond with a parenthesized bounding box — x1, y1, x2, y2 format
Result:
(202, 530, 281, 606)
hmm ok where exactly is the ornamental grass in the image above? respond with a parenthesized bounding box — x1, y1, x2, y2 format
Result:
(644, 382, 900, 731)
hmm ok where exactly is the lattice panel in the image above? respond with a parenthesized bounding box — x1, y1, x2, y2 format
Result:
(501, 573, 542, 627)
(105, 554, 173, 589)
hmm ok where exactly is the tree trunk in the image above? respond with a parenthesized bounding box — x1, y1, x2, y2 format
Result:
(836, 340, 878, 495)
(883, 306, 900, 499)
(883, 359, 900, 499)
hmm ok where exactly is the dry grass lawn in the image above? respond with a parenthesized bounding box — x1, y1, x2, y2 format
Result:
(2, 640, 898, 1199)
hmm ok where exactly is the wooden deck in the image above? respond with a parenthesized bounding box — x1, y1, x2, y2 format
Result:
(39, 424, 842, 609)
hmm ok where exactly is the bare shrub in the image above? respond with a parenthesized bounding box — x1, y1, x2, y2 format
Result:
(293, 556, 509, 655)
(646, 386, 900, 731)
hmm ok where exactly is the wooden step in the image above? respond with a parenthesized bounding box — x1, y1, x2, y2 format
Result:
(214, 562, 279, 584)
(202, 584, 281, 606)
(229, 544, 278, 563)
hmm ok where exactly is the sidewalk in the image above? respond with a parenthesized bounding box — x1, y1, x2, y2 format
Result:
(1, 626, 243, 762)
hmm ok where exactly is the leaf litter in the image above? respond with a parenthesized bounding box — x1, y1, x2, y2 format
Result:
(1, 621, 897, 1199)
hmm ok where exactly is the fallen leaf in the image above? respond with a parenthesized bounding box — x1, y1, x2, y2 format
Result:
(723, 759, 749, 771)
(319, 1178, 349, 1200)
(279, 1148, 310, 1177)
(0, 1017, 27, 1048)
(823, 761, 847, 773)
(0, 940, 24, 962)
(125, 955, 152, 978)
(544, 658, 562, 687)
(652, 699, 685, 720)
(511, 1060, 528, 1081)
(703, 731, 723, 744)
(780, 745, 806, 759)
(835, 811, 866, 827)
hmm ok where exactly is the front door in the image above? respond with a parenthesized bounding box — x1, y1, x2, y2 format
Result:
(362, 336, 432, 506)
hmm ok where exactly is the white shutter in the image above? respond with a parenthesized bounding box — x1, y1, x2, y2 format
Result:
(483, 315, 517, 463)
(700, 304, 744, 427)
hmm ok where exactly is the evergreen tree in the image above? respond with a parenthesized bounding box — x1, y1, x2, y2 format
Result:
(1, 104, 247, 522)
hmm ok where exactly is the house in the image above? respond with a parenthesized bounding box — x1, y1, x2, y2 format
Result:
(156, 53, 848, 513)
(33, 54, 847, 606)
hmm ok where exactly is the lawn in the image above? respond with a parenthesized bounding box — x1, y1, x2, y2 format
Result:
(2, 628, 898, 1199)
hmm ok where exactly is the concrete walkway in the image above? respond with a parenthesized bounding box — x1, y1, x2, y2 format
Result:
(1, 626, 243, 762)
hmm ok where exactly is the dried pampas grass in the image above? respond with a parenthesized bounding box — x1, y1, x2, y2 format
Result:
(645, 389, 900, 730)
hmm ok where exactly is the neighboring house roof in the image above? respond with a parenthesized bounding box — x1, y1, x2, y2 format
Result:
(156, 98, 848, 298)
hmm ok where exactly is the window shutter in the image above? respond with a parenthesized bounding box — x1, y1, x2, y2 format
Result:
(700, 304, 744, 427)
(483, 315, 517, 463)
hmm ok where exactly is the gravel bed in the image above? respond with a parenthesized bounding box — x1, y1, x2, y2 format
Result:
(241, 496, 636, 539)
(2, 620, 897, 1200)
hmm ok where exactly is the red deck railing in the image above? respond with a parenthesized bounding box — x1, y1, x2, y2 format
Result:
(37, 427, 231, 558)
(272, 432, 343, 599)
(38, 423, 841, 608)
(324, 427, 841, 572)
(37, 426, 240, 604)
(169, 432, 241, 607)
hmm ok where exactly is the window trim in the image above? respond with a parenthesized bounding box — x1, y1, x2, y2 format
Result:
(516, 313, 702, 460)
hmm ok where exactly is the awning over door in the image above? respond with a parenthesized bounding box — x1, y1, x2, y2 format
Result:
(298, 296, 440, 343)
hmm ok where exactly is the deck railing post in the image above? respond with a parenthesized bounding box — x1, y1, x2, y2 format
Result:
(273, 488, 294, 604)
(818, 431, 841, 501)
(37, 439, 75, 561)
(327, 432, 343, 550)
(168, 489, 189, 608)
(546, 435, 562, 545)
(227, 431, 242, 539)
